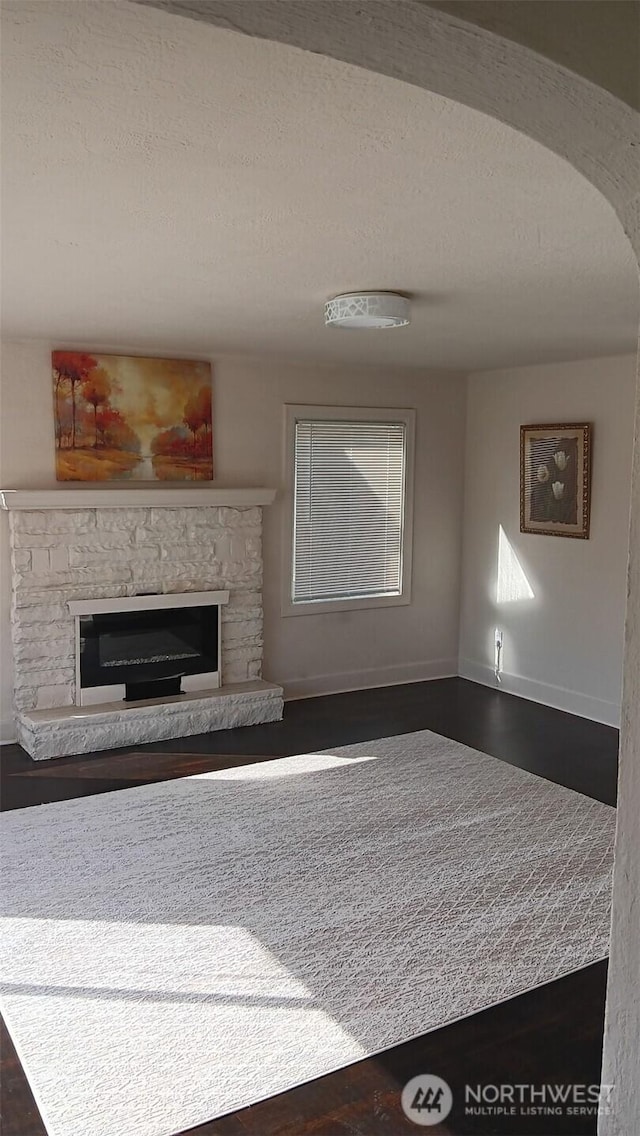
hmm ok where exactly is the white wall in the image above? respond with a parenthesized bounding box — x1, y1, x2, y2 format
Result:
(4, 340, 632, 740)
(459, 354, 636, 726)
(0, 339, 468, 739)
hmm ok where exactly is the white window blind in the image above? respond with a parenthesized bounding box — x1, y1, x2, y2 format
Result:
(292, 419, 407, 604)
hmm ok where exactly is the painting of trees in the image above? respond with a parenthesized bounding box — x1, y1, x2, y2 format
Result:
(182, 385, 212, 456)
(82, 368, 111, 448)
(52, 353, 213, 481)
(150, 384, 214, 479)
(195, 385, 212, 454)
(151, 426, 191, 457)
(52, 352, 97, 450)
(184, 397, 204, 456)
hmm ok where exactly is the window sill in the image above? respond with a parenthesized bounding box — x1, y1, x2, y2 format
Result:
(281, 592, 412, 617)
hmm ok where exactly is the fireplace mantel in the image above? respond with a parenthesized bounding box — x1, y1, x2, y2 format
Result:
(0, 487, 277, 510)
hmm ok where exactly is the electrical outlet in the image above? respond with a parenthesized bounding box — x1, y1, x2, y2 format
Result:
(494, 628, 504, 682)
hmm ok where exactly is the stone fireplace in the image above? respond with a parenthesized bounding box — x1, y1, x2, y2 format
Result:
(1, 488, 283, 759)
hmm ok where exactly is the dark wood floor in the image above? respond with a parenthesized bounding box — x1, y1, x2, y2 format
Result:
(0, 678, 619, 1135)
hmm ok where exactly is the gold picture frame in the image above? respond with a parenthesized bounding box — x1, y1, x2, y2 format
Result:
(520, 423, 592, 538)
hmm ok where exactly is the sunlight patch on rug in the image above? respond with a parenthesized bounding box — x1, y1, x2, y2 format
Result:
(190, 750, 379, 779)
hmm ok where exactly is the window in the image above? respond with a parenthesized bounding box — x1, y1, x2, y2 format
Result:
(283, 405, 415, 615)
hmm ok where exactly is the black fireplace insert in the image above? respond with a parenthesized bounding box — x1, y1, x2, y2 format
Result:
(79, 603, 219, 701)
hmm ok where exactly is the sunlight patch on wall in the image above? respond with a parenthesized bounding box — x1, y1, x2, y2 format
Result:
(497, 525, 535, 604)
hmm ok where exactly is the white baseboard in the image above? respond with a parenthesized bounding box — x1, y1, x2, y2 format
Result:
(0, 717, 17, 745)
(459, 658, 621, 728)
(281, 658, 458, 701)
(2, 662, 617, 739)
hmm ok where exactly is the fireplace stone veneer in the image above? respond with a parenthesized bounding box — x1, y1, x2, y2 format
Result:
(4, 493, 283, 759)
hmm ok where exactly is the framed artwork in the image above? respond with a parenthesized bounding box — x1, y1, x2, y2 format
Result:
(52, 352, 213, 482)
(520, 423, 592, 538)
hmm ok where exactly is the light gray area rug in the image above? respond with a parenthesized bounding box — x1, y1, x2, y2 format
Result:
(1, 730, 615, 1136)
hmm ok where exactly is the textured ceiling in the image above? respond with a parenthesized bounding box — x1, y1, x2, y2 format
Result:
(1, 0, 637, 370)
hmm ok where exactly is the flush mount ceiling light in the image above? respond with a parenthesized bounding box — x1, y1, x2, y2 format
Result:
(324, 292, 411, 329)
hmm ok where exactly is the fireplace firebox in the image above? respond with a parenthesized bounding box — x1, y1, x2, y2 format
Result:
(68, 591, 229, 706)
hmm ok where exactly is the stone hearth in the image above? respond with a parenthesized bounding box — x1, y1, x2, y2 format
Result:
(2, 488, 283, 759)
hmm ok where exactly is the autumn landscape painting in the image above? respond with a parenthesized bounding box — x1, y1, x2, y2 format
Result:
(53, 353, 213, 481)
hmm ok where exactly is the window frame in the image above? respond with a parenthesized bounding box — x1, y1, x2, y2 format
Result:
(282, 404, 416, 617)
